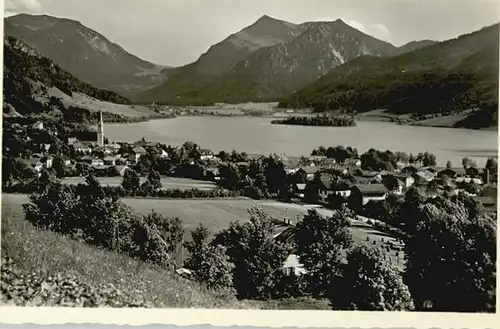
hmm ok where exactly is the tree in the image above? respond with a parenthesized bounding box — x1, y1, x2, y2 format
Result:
(142, 211, 184, 254)
(329, 245, 414, 311)
(52, 156, 66, 178)
(147, 170, 162, 190)
(327, 193, 346, 209)
(462, 157, 472, 168)
(404, 197, 496, 312)
(218, 163, 241, 190)
(184, 224, 235, 293)
(421, 152, 436, 167)
(382, 174, 400, 191)
(295, 209, 353, 296)
(446, 160, 452, 169)
(212, 206, 292, 299)
(121, 168, 140, 194)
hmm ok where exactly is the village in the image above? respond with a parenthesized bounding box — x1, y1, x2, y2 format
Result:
(5, 112, 497, 217)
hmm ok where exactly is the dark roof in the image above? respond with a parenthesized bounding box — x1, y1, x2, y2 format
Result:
(393, 172, 413, 179)
(401, 166, 418, 174)
(299, 166, 319, 174)
(318, 173, 335, 189)
(353, 176, 378, 184)
(132, 146, 147, 154)
(353, 184, 388, 195)
(332, 179, 353, 191)
(23, 158, 41, 166)
(439, 167, 467, 176)
(360, 170, 380, 178)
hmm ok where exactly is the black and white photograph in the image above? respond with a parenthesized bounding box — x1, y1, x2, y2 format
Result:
(1, 0, 498, 320)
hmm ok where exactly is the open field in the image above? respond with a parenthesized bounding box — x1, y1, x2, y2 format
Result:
(62, 176, 217, 190)
(413, 112, 471, 128)
(2, 194, 405, 267)
(43, 86, 158, 117)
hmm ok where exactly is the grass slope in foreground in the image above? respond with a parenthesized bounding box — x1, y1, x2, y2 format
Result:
(0, 196, 252, 308)
(1, 194, 332, 309)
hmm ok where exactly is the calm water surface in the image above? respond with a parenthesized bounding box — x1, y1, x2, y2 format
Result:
(105, 117, 498, 166)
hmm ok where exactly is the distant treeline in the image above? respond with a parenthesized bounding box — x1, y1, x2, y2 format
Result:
(271, 115, 356, 127)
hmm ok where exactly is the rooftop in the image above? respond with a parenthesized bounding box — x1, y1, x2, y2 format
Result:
(354, 183, 388, 195)
(299, 166, 319, 174)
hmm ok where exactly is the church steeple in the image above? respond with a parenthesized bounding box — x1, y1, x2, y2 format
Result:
(97, 111, 104, 146)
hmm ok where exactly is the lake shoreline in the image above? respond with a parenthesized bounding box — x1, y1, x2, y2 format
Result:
(114, 108, 496, 131)
(105, 116, 497, 168)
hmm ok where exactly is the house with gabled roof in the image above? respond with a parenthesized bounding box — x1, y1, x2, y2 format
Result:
(73, 142, 92, 154)
(317, 175, 353, 205)
(344, 158, 362, 167)
(438, 167, 467, 179)
(296, 166, 320, 181)
(114, 165, 131, 176)
(414, 169, 434, 184)
(132, 146, 147, 163)
(23, 158, 44, 174)
(350, 183, 388, 209)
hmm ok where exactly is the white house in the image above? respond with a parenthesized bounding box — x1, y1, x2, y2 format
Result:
(115, 165, 130, 176)
(67, 137, 78, 145)
(132, 146, 147, 163)
(317, 177, 353, 205)
(200, 149, 215, 160)
(297, 166, 319, 181)
(73, 143, 92, 154)
(345, 158, 362, 167)
(104, 156, 117, 166)
(44, 156, 54, 169)
(24, 158, 44, 175)
(160, 149, 170, 159)
(351, 184, 388, 206)
(32, 121, 44, 130)
(282, 254, 307, 276)
(91, 158, 104, 167)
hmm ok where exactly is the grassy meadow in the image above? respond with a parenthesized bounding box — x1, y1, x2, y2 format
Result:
(2, 194, 405, 266)
(62, 176, 217, 190)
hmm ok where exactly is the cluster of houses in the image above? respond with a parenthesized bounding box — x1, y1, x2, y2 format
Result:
(280, 154, 496, 211)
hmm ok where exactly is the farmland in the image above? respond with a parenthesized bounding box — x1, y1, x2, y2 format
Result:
(62, 176, 217, 191)
(2, 194, 405, 267)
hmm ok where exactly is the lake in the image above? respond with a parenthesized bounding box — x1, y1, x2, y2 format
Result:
(105, 117, 498, 167)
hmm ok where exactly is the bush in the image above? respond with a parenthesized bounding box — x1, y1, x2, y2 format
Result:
(329, 245, 414, 311)
(22, 175, 182, 269)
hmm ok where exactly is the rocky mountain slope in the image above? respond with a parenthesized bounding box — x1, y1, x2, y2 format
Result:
(3, 35, 156, 118)
(5, 14, 165, 96)
(279, 23, 499, 127)
(139, 17, 405, 104)
(144, 15, 307, 104)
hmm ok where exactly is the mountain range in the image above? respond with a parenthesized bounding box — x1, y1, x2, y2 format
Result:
(5, 14, 166, 97)
(3, 35, 161, 121)
(3, 13, 498, 127)
(279, 23, 499, 112)
(138, 16, 437, 104)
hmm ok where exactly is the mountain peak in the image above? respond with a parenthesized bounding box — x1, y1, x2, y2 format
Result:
(257, 14, 275, 22)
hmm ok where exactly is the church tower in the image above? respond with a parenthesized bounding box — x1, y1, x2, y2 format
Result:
(97, 111, 104, 146)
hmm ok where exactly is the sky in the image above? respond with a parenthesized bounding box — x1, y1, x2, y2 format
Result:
(3, 0, 500, 67)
